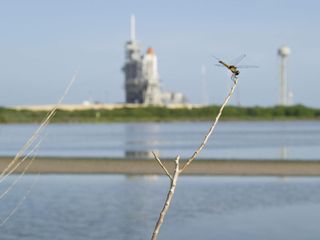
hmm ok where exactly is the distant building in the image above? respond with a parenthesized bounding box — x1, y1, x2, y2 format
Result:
(122, 15, 186, 105)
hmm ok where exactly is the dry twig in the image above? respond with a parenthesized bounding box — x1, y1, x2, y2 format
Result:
(0, 72, 77, 226)
(0, 72, 77, 180)
(152, 151, 173, 181)
(151, 78, 238, 240)
(181, 78, 238, 172)
(151, 156, 180, 240)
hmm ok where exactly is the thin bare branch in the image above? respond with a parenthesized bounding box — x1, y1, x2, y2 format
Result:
(0, 148, 38, 201)
(151, 156, 180, 240)
(181, 78, 238, 172)
(151, 76, 239, 239)
(152, 151, 173, 181)
(0, 139, 42, 185)
(0, 72, 78, 179)
(0, 173, 40, 226)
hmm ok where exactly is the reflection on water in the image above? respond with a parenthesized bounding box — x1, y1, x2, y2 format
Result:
(280, 146, 288, 159)
(125, 123, 159, 159)
(1, 121, 320, 159)
(125, 150, 154, 159)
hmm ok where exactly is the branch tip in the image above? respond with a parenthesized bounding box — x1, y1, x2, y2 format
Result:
(152, 151, 173, 180)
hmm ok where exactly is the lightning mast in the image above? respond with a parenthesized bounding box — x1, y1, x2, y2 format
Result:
(130, 14, 136, 42)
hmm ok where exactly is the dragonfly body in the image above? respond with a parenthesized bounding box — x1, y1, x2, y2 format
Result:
(218, 60, 240, 76)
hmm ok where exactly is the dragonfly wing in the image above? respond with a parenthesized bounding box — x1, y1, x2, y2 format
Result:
(213, 55, 227, 68)
(237, 65, 259, 69)
(212, 55, 221, 61)
(230, 54, 246, 66)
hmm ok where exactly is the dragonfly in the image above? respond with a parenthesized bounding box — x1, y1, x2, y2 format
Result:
(213, 54, 258, 81)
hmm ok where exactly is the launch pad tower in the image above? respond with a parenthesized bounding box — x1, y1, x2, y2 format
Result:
(122, 15, 185, 105)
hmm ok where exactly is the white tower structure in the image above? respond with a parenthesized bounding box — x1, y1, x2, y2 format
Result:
(278, 45, 291, 106)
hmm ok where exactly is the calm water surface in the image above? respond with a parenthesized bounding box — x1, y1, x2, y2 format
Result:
(0, 121, 320, 159)
(1, 121, 320, 239)
(0, 175, 320, 240)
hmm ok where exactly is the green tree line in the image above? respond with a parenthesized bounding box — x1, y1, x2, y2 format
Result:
(1, 104, 320, 123)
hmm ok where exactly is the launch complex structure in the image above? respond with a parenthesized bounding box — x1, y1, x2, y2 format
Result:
(122, 15, 185, 105)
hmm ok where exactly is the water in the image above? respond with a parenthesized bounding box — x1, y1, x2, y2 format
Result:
(1, 121, 320, 160)
(1, 122, 320, 239)
(0, 175, 320, 240)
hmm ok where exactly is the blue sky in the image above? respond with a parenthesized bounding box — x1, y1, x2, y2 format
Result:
(1, 0, 320, 107)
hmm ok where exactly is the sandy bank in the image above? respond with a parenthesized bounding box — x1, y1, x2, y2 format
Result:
(1, 157, 320, 176)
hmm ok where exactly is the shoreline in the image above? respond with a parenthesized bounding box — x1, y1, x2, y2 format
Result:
(1, 157, 320, 176)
